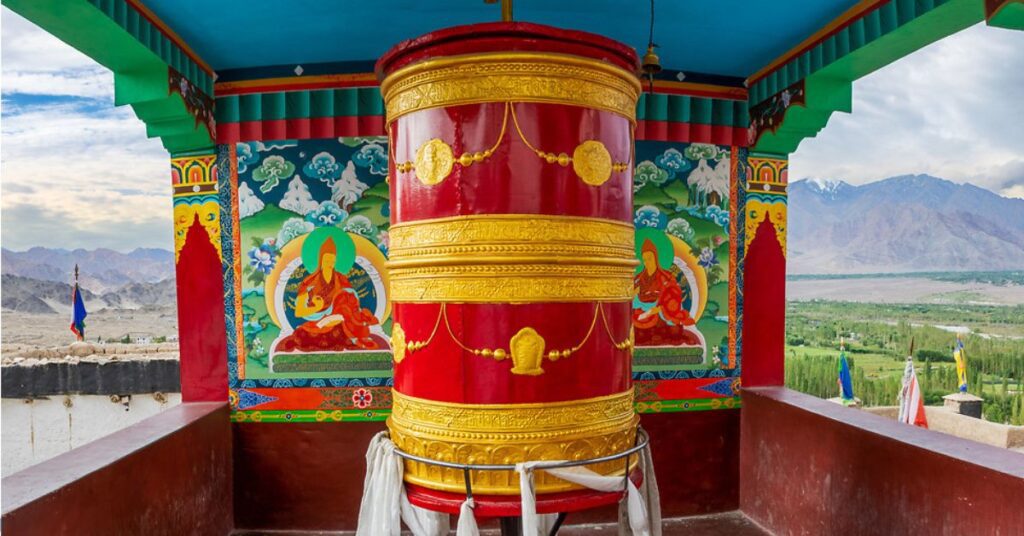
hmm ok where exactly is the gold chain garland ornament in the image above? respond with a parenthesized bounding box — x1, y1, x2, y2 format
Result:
(395, 102, 628, 187)
(391, 303, 632, 375)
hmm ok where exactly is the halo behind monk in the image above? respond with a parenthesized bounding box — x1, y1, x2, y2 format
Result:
(302, 227, 355, 274)
(634, 227, 673, 274)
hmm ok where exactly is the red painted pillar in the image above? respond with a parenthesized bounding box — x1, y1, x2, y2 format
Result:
(171, 154, 228, 401)
(741, 156, 788, 387)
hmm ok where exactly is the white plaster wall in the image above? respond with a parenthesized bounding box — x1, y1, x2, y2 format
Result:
(1, 393, 181, 477)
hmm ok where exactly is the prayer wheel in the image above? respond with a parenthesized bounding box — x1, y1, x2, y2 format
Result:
(378, 23, 642, 496)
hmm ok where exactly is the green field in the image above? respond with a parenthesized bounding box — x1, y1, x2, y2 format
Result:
(785, 300, 1024, 424)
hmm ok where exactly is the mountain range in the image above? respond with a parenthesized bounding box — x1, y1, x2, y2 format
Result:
(2, 175, 1021, 312)
(1, 247, 174, 293)
(788, 175, 1024, 274)
(1, 248, 177, 314)
(1, 274, 177, 314)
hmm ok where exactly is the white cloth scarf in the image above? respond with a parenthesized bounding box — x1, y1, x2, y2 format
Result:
(356, 432, 458, 536)
(357, 432, 660, 536)
(516, 444, 661, 536)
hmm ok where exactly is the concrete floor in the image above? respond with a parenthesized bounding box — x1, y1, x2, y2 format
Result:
(233, 511, 771, 535)
(557, 512, 769, 535)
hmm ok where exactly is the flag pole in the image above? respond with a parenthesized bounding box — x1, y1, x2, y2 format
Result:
(70, 264, 86, 342)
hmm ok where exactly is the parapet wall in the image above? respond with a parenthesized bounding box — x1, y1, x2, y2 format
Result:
(864, 405, 1024, 451)
(741, 387, 1024, 535)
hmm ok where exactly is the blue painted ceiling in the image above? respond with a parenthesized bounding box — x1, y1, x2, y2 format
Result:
(143, 0, 858, 78)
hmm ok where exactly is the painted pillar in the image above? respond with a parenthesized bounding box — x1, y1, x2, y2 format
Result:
(741, 156, 788, 387)
(171, 153, 228, 401)
(378, 23, 642, 498)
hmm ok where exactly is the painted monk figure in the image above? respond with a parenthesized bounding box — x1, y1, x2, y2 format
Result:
(632, 239, 700, 346)
(277, 237, 380, 352)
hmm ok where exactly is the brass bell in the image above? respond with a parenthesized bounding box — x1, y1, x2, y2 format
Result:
(641, 44, 662, 76)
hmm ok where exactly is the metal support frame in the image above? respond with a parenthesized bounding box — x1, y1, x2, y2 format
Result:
(393, 427, 650, 535)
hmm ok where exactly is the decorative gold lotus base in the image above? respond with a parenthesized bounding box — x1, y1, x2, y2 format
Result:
(388, 390, 639, 495)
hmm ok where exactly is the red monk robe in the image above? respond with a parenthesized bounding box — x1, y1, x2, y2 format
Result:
(632, 239, 700, 346)
(277, 237, 381, 352)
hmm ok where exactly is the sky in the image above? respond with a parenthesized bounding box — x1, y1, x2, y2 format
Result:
(1, 8, 1023, 252)
(791, 23, 1024, 198)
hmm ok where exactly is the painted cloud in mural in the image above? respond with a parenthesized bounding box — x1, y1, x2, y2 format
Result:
(344, 215, 376, 239)
(353, 143, 388, 176)
(305, 201, 348, 227)
(331, 161, 369, 209)
(654, 148, 691, 180)
(279, 175, 319, 215)
(236, 142, 260, 174)
(666, 217, 695, 242)
(633, 160, 669, 193)
(634, 205, 668, 229)
(276, 216, 315, 246)
(252, 155, 296, 193)
(237, 182, 265, 219)
(303, 151, 343, 183)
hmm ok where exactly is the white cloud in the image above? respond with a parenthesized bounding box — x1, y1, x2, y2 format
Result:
(1, 7, 114, 98)
(1002, 185, 1024, 199)
(1, 6, 169, 252)
(791, 23, 1024, 194)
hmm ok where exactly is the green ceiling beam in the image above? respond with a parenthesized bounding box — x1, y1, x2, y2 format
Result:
(987, 0, 1024, 29)
(752, 0, 985, 155)
(2, 0, 214, 154)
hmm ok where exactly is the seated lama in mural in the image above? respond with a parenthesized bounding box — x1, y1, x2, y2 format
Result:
(633, 239, 700, 347)
(277, 237, 381, 352)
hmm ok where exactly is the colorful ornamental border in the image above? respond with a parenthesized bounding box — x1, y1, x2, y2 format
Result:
(215, 83, 750, 145)
(230, 397, 743, 423)
(226, 374, 743, 421)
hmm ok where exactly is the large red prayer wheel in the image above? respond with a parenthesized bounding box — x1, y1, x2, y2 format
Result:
(378, 23, 642, 496)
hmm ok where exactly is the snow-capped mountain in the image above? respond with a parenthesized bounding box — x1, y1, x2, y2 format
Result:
(788, 175, 1024, 274)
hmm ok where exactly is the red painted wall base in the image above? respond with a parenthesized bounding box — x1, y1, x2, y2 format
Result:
(232, 410, 739, 531)
(740, 387, 1024, 535)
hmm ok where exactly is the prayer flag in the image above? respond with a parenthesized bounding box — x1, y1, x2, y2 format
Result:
(837, 348, 855, 405)
(70, 265, 87, 341)
(898, 358, 928, 428)
(953, 334, 967, 393)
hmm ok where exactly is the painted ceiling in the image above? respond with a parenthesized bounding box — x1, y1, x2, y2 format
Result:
(141, 0, 859, 78)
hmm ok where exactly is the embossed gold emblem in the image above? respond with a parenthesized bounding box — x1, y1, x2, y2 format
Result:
(414, 138, 454, 185)
(391, 323, 407, 363)
(509, 327, 547, 375)
(572, 140, 613, 186)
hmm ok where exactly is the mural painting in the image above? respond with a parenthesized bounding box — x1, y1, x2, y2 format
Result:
(221, 136, 746, 421)
(229, 137, 392, 382)
(631, 141, 733, 374)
